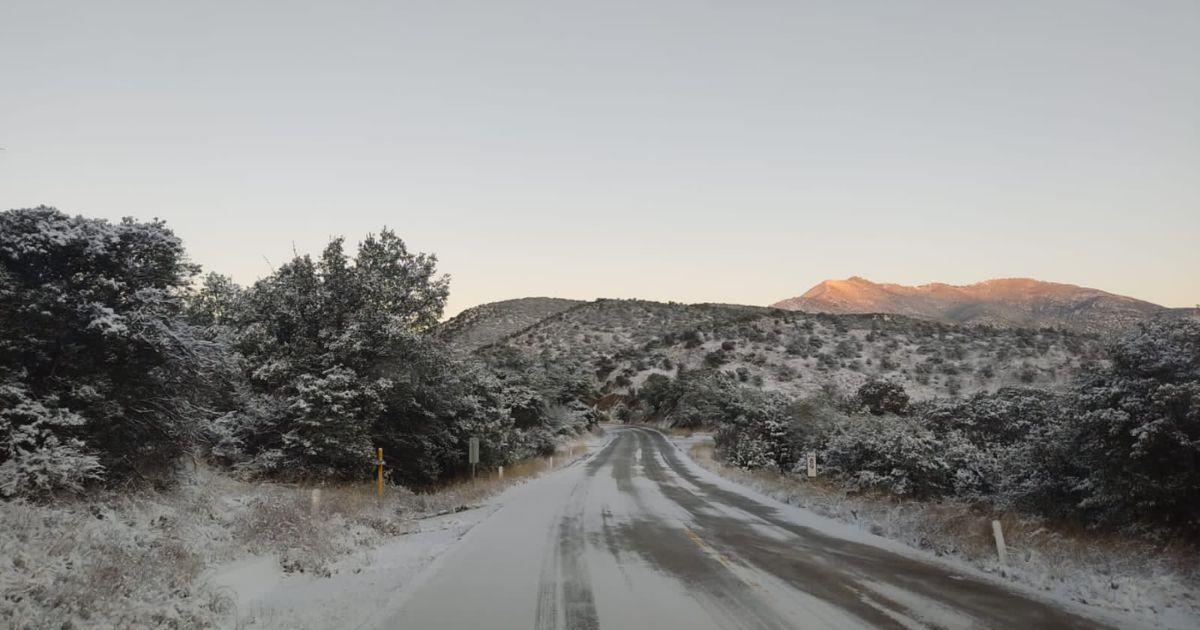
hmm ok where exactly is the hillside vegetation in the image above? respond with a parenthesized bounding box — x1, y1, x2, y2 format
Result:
(709, 316, 1200, 533)
(450, 296, 1199, 535)
(439, 297, 583, 352)
(460, 298, 1105, 406)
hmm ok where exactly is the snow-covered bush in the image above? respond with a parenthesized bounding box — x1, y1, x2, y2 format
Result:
(819, 415, 987, 498)
(0, 382, 103, 497)
(670, 374, 753, 428)
(714, 395, 838, 472)
(918, 387, 1065, 445)
(515, 426, 560, 457)
(856, 379, 911, 415)
(1068, 318, 1200, 531)
(915, 387, 1077, 510)
(502, 384, 547, 429)
(989, 416, 1081, 515)
(630, 370, 765, 428)
(0, 207, 216, 490)
(717, 421, 781, 470)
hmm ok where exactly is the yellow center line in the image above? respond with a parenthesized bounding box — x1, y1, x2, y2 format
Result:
(682, 526, 763, 591)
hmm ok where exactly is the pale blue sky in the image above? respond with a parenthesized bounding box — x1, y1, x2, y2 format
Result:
(2, 1, 1197, 315)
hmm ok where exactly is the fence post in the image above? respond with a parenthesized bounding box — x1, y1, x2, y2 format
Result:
(377, 448, 384, 499)
(991, 520, 1008, 566)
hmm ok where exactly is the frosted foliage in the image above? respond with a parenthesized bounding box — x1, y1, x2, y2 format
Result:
(711, 318, 1200, 533)
(0, 207, 206, 490)
(209, 230, 596, 485)
(0, 383, 103, 497)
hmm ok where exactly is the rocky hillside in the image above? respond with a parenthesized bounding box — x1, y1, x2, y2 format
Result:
(438, 297, 584, 351)
(773, 277, 1168, 335)
(449, 298, 1106, 404)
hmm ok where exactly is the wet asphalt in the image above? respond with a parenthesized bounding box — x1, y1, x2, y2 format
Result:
(376, 427, 1118, 629)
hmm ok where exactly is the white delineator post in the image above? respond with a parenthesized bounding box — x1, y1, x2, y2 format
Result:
(991, 520, 1008, 565)
(806, 452, 817, 478)
(498, 465, 504, 480)
(310, 488, 321, 514)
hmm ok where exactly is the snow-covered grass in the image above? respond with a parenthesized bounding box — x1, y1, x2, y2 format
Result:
(682, 437, 1200, 629)
(0, 435, 597, 629)
(3, 468, 242, 628)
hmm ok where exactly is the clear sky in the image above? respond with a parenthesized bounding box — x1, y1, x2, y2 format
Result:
(2, 1, 1197, 316)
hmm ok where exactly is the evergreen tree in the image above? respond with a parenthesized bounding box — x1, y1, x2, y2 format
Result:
(1071, 318, 1200, 530)
(0, 207, 215, 494)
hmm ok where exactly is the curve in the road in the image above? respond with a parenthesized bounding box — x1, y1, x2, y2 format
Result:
(380, 426, 1119, 630)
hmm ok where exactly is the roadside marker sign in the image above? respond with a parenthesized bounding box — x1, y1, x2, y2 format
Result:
(807, 452, 817, 478)
(376, 448, 384, 498)
(469, 437, 480, 478)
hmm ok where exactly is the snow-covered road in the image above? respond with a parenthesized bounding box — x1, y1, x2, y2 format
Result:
(368, 426, 1121, 629)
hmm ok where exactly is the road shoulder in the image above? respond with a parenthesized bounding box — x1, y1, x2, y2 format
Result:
(665, 429, 1191, 630)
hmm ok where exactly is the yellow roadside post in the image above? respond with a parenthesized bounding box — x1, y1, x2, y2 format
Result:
(376, 447, 384, 499)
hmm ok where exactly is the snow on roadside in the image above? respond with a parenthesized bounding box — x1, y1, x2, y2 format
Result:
(198, 433, 606, 629)
(204, 506, 496, 629)
(1, 432, 604, 630)
(669, 432, 1200, 630)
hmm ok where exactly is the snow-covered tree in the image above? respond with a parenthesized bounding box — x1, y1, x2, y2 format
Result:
(184, 272, 244, 329)
(215, 229, 547, 484)
(1069, 318, 1200, 530)
(714, 392, 831, 472)
(0, 207, 215, 494)
(219, 231, 447, 479)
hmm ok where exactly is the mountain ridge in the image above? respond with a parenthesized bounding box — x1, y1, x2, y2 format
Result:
(773, 277, 1170, 335)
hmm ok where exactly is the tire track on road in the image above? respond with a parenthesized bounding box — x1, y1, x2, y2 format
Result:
(638, 428, 1110, 629)
(535, 432, 616, 630)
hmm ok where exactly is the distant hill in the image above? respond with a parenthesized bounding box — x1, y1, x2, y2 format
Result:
(772, 277, 1170, 335)
(445, 298, 1105, 404)
(438, 297, 584, 351)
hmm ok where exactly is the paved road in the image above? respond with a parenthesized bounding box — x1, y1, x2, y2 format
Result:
(375, 427, 1115, 629)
